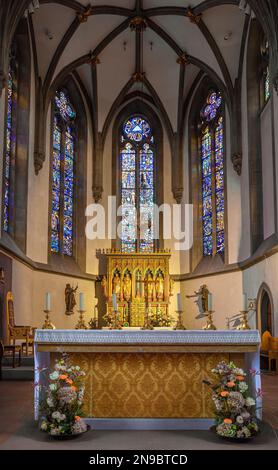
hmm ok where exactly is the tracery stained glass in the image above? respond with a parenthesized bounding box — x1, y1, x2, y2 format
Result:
(55, 91, 76, 121)
(215, 117, 225, 253)
(121, 118, 155, 253)
(265, 67, 270, 102)
(51, 91, 76, 256)
(124, 117, 151, 142)
(201, 128, 213, 256)
(3, 67, 17, 232)
(201, 92, 222, 122)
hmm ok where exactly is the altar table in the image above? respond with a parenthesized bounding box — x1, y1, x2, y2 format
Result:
(34, 329, 261, 430)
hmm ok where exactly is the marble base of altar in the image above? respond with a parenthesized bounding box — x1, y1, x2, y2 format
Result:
(34, 330, 261, 430)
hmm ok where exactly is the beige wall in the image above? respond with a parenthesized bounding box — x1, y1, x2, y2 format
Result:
(12, 258, 96, 330)
(180, 271, 243, 330)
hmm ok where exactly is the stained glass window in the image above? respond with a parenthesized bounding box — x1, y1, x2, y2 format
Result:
(120, 116, 155, 253)
(200, 91, 225, 256)
(3, 60, 17, 233)
(50, 90, 76, 256)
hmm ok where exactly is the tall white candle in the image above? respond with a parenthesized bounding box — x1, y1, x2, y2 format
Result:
(242, 293, 248, 312)
(79, 293, 85, 311)
(112, 293, 117, 311)
(208, 293, 213, 312)
(45, 293, 51, 311)
(177, 293, 182, 311)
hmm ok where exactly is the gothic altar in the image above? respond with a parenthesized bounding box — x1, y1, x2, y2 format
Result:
(34, 329, 261, 429)
(100, 249, 173, 327)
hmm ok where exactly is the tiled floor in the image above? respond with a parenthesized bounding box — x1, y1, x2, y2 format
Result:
(0, 374, 277, 450)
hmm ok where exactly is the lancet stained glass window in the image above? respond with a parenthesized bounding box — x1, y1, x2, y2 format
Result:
(3, 59, 17, 233)
(120, 116, 155, 253)
(200, 91, 225, 256)
(51, 90, 76, 256)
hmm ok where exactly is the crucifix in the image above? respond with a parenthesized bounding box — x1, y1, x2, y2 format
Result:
(138, 275, 156, 330)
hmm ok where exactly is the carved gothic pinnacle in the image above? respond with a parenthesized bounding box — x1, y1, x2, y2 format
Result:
(186, 8, 202, 25)
(77, 4, 93, 23)
(129, 16, 147, 32)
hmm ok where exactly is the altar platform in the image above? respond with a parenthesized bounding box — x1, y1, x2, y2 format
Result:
(34, 330, 261, 430)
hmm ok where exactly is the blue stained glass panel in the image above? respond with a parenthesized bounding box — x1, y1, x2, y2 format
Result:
(201, 92, 222, 122)
(122, 172, 135, 189)
(215, 117, 225, 254)
(55, 91, 76, 122)
(124, 117, 151, 142)
(3, 68, 16, 232)
(201, 129, 213, 256)
(63, 128, 74, 256)
(51, 120, 61, 253)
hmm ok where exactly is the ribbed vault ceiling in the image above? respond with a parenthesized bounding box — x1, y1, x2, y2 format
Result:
(31, 1, 247, 132)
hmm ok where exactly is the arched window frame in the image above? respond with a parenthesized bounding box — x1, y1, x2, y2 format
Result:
(50, 89, 77, 257)
(199, 90, 225, 257)
(112, 101, 164, 253)
(120, 115, 156, 253)
(48, 77, 87, 272)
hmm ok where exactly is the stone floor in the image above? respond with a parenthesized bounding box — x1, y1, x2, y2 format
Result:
(0, 374, 277, 450)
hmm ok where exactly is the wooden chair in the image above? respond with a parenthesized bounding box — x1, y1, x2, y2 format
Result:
(269, 337, 278, 374)
(6, 292, 34, 356)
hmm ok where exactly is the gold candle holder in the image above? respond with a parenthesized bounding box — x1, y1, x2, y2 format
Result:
(42, 310, 55, 330)
(174, 311, 186, 330)
(110, 310, 123, 330)
(141, 307, 154, 330)
(203, 311, 217, 331)
(75, 310, 87, 330)
(236, 311, 251, 331)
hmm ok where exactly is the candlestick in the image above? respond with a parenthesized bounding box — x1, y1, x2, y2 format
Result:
(174, 311, 186, 330)
(208, 293, 213, 312)
(203, 311, 217, 331)
(79, 293, 85, 311)
(75, 310, 87, 330)
(45, 293, 51, 312)
(42, 309, 55, 330)
(236, 311, 251, 331)
(176, 293, 182, 312)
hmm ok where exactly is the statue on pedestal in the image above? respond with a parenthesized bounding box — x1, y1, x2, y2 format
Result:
(187, 284, 209, 314)
(155, 272, 164, 301)
(123, 272, 132, 301)
(112, 273, 121, 300)
(65, 284, 78, 316)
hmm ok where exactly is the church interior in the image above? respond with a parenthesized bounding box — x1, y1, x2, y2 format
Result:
(0, 0, 278, 451)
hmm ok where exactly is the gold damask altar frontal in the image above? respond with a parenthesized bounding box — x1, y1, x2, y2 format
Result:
(53, 352, 245, 419)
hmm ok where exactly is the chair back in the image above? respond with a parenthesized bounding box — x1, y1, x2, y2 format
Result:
(269, 337, 278, 351)
(261, 330, 271, 351)
(6, 292, 15, 342)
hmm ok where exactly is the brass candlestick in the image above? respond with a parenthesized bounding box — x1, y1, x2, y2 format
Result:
(42, 310, 55, 329)
(141, 307, 154, 330)
(174, 311, 186, 330)
(203, 311, 217, 331)
(236, 311, 251, 331)
(110, 310, 122, 330)
(75, 310, 87, 330)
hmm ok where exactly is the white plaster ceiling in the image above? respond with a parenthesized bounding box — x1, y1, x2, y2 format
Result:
(30, 1, 247, 133)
